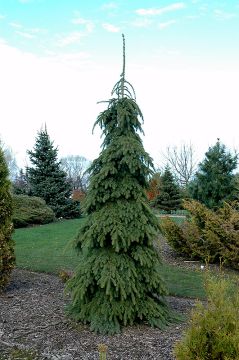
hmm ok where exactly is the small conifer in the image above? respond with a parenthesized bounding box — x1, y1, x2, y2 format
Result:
(27, 127, 80, 218)
(0, 146, 15, 291)
(66, 35, 171, 334)
(154, 166, 182, 212)
(189, 139, 238, 209)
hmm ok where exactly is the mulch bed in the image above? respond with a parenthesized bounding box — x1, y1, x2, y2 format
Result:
(0, 237, 204, 360)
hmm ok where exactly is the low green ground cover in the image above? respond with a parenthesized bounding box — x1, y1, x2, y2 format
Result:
(13, 217, 205, 299)
(162, 264, 204, 299)
(154, 211, 186, 226)
(14, 218, 84, 273)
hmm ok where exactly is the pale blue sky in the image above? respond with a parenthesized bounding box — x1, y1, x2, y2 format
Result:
(1, 1, 239, 64)
(0, 0, 239, 167)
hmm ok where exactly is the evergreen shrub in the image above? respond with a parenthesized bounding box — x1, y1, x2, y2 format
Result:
(66, 35, 172, 334)
(160, 216, 200, 257)
(13, 194, 55, 228)
(174, 275, 239, 360)
(160, 199, 239, 269)
(0, 147, 15, 290)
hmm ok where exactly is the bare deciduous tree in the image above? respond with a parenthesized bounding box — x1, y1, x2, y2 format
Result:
(0, 139, 18, 180)
(163, 143, 197, 188)
(60, 155, 90, 192)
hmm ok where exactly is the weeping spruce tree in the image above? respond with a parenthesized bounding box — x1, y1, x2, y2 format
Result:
(66, 35, 171, 334)
(0, 146, 15, 291)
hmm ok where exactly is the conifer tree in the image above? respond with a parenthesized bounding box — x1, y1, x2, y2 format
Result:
(189, 139, 238, 209)
(12, 168, 29, 194)
(66, 35, 171, 334)
(154, 166, 182, 212)
(27, 128, 80, 218)
(0, 146, 15, 291)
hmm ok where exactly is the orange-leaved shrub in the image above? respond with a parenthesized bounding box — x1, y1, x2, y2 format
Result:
(160, 199, 239, 269)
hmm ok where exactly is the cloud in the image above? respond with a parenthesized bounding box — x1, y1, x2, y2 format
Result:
(10, 22, 47, 37)
(0, 37, 7, 45)
(159, 20, 176, 29)
(57, 32, 85, 47)
(9, 22, 23, 28)
(71, 17, 94, 32)
(58, 15, 94, 48)
(30, 27, 48, 34)
(48, 52, 93, 70)
(131, 18, 153, 28)
(16, 30, 35, 39)
(214, 9, 237, 20)
(102, 23, 120, 32)
(199, 4, 208, 12)
(101, 2, 118, 10)
(153, 47, 180, 58)
(0, 14, 5, 20)
(185, 15, 200, 20)
(0, 40, 109, 166)
(1, 37, 239, 174)
(136, 2, 186, 16)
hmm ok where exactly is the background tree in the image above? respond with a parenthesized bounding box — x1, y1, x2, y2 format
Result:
(163, 143, 197, 188)
(0, 138, 18, 180)
(234, 172, 239, 201)
(146, 171, 161, 202)
(60, 155, 90, 192)
(189, 139, 238, 209)
(27, 127, 80, 218)
(0, 146, 15, 290)
(12, 168, 29, 194)
(154, 166, 182, 212)
(66, 35, 171, 334)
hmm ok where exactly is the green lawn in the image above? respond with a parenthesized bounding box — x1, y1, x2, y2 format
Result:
(13, 217, 205, 299)
(161, 264, 204, 299)
(157, 214, 186, 226)
(14, 218, 84, 274)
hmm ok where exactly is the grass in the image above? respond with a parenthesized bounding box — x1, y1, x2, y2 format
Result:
(13, 217, 205, 299)
(14, 218, 84, 274)
(161, 264, 205, 299)
(158, 215, 186, 226)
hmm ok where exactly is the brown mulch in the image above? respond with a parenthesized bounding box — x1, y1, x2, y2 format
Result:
(0, 237, 205, 360)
